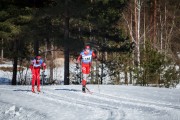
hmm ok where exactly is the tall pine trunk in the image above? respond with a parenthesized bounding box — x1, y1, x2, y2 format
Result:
(12, 40, 18, 85)
(49, 44, 54, 84)
(12, 56, 18, 85)
(100, 53, 104, 84)
(64, 0, 70, 85)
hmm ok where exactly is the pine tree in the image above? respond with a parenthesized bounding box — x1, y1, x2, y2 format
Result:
(0, 1, 33, 85)
(42, 0, 91, 85)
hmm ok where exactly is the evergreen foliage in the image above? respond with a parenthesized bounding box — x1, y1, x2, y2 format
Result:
(0, 0, 179, 87)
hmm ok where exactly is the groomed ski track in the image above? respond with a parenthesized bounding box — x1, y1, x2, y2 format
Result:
(0, 85, 180, 120)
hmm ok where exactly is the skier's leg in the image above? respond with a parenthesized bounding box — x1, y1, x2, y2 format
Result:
(82, 74, 87, 92)
(31, 70, 35, 93)
(81, 65, 87, 92)
(84, 65, 91, 92)
(82, 64, 91, 92)
(36, 69, 41, 92)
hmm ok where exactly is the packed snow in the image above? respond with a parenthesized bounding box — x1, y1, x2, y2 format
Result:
(1, 61, 180, 120)
(0, 85, 180, 120)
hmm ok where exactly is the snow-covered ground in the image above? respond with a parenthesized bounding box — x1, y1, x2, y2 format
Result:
(0, 85, 180, 120)
(1, 61, 180, 120)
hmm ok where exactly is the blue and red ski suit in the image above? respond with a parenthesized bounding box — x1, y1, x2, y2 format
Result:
(77, 49, 96, 88)
(30, 57, 46, 92)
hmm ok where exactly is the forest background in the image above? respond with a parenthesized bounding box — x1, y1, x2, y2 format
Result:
(0, 0, 179, 88)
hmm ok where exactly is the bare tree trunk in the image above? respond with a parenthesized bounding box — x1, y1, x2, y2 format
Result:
(64, 0, 70, 85)
(45, 38, 54, 84)
(134, 0, 139, 65)
(143, 4, 147, 86)
(96, 52, 99, 84)
(1, 38, 3, 61)
(150, 0, 153, 45)
(122, 3, 135, 85)
(134, 0, 138, 43)
(116, 72, 120, 84)
(137, 0, 141, 66)
(164, 3, 167, 57)
(130, 8, 134, 85)
(129, 70, 132, 84)
(100, 51, 104, 84)
(122, 13, 135, 42)
(160, 11, 163, 52)
(135, 0, 141, 84)
(125, 66, 128, 85)
(144, 5, 146, 50)
(153, 0, 157, 46)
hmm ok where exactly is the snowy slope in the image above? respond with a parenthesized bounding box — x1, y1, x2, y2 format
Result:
(0, 85, 180, 120)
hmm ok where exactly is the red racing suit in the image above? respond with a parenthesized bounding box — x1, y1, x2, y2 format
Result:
(77, 50, 96, 86)
(30, 59, 46, 91)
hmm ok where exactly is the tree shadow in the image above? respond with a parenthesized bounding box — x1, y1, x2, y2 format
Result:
(55, 88, 81, 92)
(0, 77, 11, 85)
(13, 89, 31, 92)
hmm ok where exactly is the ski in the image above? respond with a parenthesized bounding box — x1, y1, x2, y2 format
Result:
(85, 87, 93, 94)
(31, 91, 44, 94)
(37, 91, 45, 94)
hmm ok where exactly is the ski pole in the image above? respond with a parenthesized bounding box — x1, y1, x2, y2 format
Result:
(27, 74, 30, 92)
(96, 59, 100, 93)
(95, 58, 99, 93)
(85, 87, 92, 94)
(98, 76, 100, 93)
(41, 69, 45, 91)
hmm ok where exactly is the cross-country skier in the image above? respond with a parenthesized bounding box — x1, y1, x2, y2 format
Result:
(30, 56, 46, 93)
(77, 45, 97, 92)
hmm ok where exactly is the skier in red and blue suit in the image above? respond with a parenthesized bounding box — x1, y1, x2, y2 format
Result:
(30, 56, 46, 93)
(77, 45, 97, 92)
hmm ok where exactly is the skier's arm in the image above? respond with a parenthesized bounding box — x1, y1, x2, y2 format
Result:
(77, 54, 82, 63)
(29, 59, 35, 70)
(29, 64, 33, 70)
(92, 51, 97, 60)
(42, 62, 46, 71)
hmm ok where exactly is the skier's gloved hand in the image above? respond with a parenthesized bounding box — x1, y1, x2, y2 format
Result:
(76, 62, 80, 69)
(95, 58, 98, 61)
(76, 59, 80, 65)
(76, 59, 80, 63)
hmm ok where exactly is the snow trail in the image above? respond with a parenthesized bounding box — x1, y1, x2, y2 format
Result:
(0, 85, 180, 120)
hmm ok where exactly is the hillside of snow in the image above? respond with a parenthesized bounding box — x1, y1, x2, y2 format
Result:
(0, 85, 180, 120)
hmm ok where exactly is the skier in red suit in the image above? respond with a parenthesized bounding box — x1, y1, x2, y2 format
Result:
(30, 56, 46, 93)
(77, 45, 97, 92)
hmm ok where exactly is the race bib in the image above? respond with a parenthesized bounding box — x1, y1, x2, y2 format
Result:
(33, 63, 41, 67)
(32, 59, 43, 67)
(82, 55, 92, 63)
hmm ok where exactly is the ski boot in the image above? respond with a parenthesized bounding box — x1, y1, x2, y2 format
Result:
(37, 86, 41, 92)
(82, 86, 86, 93)
(32, 87, 35, 93)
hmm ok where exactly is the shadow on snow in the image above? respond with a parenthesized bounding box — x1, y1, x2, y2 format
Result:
(13, 89, 31, 92)
(55, 88, 81, 92)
